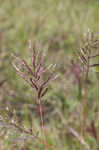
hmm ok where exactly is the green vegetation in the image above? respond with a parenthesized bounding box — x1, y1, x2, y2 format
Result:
(0, 0, 99, 150)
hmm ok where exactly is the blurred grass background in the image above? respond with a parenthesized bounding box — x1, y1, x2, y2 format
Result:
(0, 0, 99, 149)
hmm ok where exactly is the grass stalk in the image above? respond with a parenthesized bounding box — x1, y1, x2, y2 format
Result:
(38, 97, 47, 150)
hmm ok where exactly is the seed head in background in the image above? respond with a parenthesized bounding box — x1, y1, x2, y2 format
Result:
(76, 30, 99, 149)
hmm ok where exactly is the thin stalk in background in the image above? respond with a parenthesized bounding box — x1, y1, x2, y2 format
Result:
(82, 56, 90, 132)
(80, 56, 90, 150)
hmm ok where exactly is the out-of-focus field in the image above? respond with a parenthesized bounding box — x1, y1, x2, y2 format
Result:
(0, 0, 99, 150)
